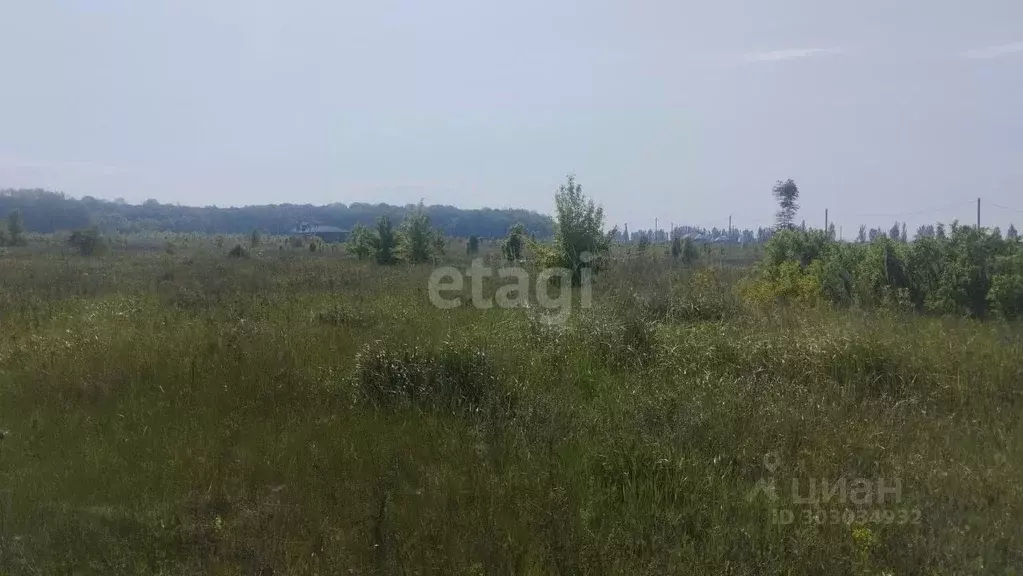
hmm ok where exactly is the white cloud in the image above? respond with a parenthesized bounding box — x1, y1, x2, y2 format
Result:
(742, 47, 844, 64)
(962, 42, 1023, 59)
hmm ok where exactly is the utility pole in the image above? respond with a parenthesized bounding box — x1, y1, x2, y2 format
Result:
(670, 221, 674, 240)
(825, 209, 828, 234)
(728, 215, 732, 236)
(655, 217, 658, 242)
(977, 197, 981, 229)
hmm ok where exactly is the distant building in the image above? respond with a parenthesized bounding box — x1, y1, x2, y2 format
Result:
(287, 222, 347, 243)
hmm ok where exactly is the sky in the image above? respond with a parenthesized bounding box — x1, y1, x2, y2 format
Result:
(1, 0, 1022, 237)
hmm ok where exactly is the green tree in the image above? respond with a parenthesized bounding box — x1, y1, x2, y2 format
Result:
(1008, 224, 1018, 241)
(681, 237, 699, 264)
(773, 179, 800, 230)
(346, 224, 374, 260)
(503, 223, 525, 261)
(889, 222, 901, 241)
(68, 227, 103, 256)
(467, 235, 479, 256)
(432, 232, 446, 260)
(6, 210, 24, 246)
(671, 236, 682, 258)
(989, 252, 1023, 319)
(857, 225, 867, 243)
(398, 203, 435, 264)
(250, 228, 261, 248)
(374, 216, 397, 265)
(538, 174, 614, 281)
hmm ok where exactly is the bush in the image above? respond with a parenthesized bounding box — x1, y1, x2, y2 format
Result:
(227, 245, 248, 258)
(68, 227, 105, 256)
(742, 260, 822, 307)
(988, 253, 1023, 320)
(752, 226, 1020, 318)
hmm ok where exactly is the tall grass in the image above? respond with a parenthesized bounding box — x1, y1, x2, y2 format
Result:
(0, 243, 1020, 574)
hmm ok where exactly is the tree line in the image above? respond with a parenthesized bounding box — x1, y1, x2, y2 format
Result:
(0, 189, 554, 239)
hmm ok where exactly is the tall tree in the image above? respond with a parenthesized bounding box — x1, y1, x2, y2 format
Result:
(503, 223, 525, 261)
(1008, 224, 1019, 241)
(772, 179, 800, 230)
(889, 221, 901, 241)
(549, 174, 611, 278)
(466, 235, 479, 255)
(432, 232, 446, 261)
(374, 216, 397, 265)
(900, 222, 908, 243)
(346, 224, 373, 260)
(397, 202, 434, 264)
(857, 225, 867, 243)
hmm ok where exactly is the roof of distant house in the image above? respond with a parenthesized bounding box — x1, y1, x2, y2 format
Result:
(288, 222, 346, 234)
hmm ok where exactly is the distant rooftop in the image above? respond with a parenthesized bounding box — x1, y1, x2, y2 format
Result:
(288, 222, 346, 234)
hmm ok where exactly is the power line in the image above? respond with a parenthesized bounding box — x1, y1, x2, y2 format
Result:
(987, 202, 1023, 214)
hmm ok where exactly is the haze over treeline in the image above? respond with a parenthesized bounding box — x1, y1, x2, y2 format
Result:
(0, 188, 555, 238)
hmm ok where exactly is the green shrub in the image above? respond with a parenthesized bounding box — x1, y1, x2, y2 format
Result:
(988, 253, 1023, 320)
(68, 227, 106, 256)
(753, 226, 1020, 318)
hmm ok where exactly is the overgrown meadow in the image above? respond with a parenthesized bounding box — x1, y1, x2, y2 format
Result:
(0, 234, 1021, 575)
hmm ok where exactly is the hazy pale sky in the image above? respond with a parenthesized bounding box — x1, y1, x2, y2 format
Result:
(1, 0, 1022, 236)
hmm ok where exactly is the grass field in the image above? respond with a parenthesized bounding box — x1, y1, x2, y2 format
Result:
(0, 238, 1021, 575)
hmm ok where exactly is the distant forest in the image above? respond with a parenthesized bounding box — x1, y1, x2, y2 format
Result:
(0, 189, 555, 239)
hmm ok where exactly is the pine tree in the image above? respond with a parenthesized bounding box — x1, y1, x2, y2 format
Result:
(772, 179, 800, 229)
